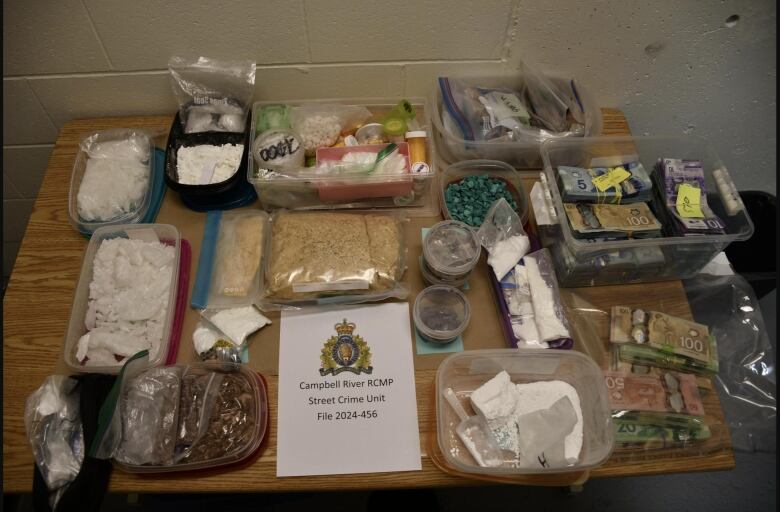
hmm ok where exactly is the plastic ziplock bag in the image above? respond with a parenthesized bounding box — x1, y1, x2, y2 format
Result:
(290, 104, 372, 156)
(520, 248, 573, 345)
(24, 376, 84, 495)
(168, 56, 256, 134)
(477, 197, 530, 280)
(192, 210, 269, 310)
(684, 275, 776, 452)
(199, 305, 272, 349)
(91, 351, 181, 466)
(261, 210, 408, 308)
(438, 63, 585, 145)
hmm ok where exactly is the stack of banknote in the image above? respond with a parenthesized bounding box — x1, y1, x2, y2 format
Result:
(612, 411, 711, 447)
(609, 306, 719, 375)
(564, 202, 663, 239)
(654, 158, 727, 236)
(558, 162, 654, 204)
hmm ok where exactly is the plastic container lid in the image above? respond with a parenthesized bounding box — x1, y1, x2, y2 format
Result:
(383, 117, 407, 136)
(405, 130, 428, 139)
(423, 220, 481, 278)
(436, 349, 614, 475)
(413, 285, 471, 343)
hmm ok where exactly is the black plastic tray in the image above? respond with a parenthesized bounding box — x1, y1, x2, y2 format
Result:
(164, 110, 251, 197)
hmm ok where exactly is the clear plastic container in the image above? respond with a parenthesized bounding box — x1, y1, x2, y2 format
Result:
(539, 135, 755, 287)
(247, 98, 438, 215)
(430, 75, 602, 169)
(440, 160, 529, 229)
(62, 224, 182, 374)
(436, 349, 614, 475)
(421, 220, 480, 287)
(114, 362, 268, 473)
(68, 129, 155, 235)
(413, 285, 470, 344)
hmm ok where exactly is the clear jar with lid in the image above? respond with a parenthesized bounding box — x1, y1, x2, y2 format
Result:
(421, 220, 481, 287)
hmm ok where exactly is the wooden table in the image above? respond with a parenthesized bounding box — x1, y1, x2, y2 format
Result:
(3, 109, 734, 493)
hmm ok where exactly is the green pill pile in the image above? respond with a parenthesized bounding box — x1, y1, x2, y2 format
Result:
(444, 175, 518, 227)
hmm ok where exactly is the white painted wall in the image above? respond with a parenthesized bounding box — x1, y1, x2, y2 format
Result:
(3, 0, 776, 278)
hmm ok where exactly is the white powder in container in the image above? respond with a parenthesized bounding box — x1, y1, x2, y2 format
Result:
(76, 237, 175, 366)
(176, 144, 244, 185)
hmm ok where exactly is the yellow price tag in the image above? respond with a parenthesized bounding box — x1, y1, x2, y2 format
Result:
(592, 166, 631, 192)
(676, 183, 704, 218)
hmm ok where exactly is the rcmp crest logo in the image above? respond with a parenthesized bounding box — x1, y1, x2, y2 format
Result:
(320, 319, 373, 376)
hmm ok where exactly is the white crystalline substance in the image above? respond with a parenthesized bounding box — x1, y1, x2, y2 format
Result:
(469, 371, 583, 465)
(487, 235, 530, 281)
(175, 144, 244, 185)
(76, 238, 175, 366)
(508, 265, 546, 348)
(524, 255, 569, 341)
(208, 306, 271, 346)
(77, 145, 149, 222)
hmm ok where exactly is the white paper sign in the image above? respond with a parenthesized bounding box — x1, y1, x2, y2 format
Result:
(276, 302, 422, 477)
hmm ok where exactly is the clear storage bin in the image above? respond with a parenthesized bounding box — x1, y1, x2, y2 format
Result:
(62, 224, 182, 374)
(430, 75, 602, 169)
(539, 135, 755, 287)
(68, 129, 155, 235)
(247, 98, 438, 215)
(436, 349, 614, 475)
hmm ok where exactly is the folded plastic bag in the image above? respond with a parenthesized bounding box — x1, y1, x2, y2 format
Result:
(523, 248, 572, 342)
(24, 376, 84, 494)
(515, 395, 578, 468)
(168, 56, 256, 134)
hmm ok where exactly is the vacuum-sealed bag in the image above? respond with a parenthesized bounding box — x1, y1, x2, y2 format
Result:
(262, 211, 408, 307)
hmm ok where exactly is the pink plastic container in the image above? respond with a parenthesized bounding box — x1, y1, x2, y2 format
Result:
(315, 143, 413, 201)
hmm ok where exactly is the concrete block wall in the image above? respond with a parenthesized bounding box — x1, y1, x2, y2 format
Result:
(3, 0, 776, 279)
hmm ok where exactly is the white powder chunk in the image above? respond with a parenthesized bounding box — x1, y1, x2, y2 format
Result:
(207, 306, 271, 347)
(77, 153, 149, 222)
(77, 238, 175, 366)
(487, 235, 530, 280)
(469, 371, 518, 421)
(193, 323, 220, 355)
(175, 144, 244, 185)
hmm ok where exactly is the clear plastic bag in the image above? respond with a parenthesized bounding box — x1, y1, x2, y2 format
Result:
(438, 61, 585, 145)
(560, 274, 775, 457)
(477, 198, 530, 280)
(24, 376, 84, 495)
(114, 365, 182, 466)
(75, 129, 153, 223)
(262, 210, 408, 307)
(210, 210, 268, 306)
(289, 104, 372, 156)
(168, 56, 256, 134)
(200, 305, 271, 349)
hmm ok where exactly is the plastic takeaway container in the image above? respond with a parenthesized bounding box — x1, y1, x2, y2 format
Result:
(413, 285, 471, 344)
(436, 349, 614, 475)
(62, 224, 181, 374)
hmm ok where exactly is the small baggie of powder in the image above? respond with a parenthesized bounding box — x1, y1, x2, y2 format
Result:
(175, 143, 244, 185)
